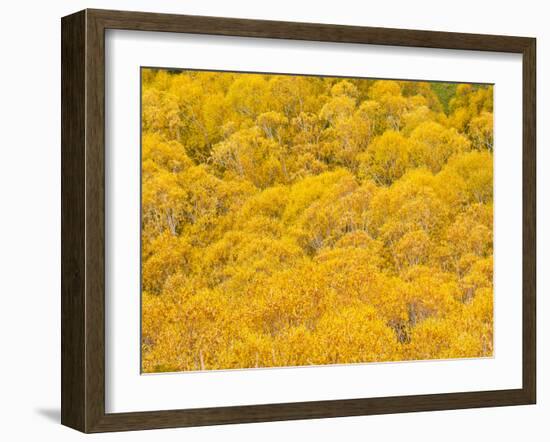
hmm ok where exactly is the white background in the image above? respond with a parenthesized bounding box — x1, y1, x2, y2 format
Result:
(106, 30, 523, 413)
(0, 0, 547, 440)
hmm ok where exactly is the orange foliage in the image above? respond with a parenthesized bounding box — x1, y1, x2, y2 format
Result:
(141, 70, 493, 372)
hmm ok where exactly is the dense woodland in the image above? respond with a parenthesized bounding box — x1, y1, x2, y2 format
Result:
(141, 68, 494, 372)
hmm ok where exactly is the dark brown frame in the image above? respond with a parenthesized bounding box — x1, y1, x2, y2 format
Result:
(61, 8, 536, 433)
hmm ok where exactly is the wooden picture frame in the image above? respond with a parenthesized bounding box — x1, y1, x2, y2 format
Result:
(61, 8, 536, 433)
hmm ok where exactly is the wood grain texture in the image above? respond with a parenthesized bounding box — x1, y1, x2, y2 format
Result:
(61, 8, 537, 433)
(89, 8, 533, 52)
(61, 10, 86, 432)
(522, 38, 537, 404)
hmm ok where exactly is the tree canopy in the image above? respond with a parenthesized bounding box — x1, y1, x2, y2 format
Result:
(141, 69, 494, 372)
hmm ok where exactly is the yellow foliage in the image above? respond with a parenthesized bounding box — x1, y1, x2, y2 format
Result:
(358, 131, 411, 185)
(141, 69, 494, 372)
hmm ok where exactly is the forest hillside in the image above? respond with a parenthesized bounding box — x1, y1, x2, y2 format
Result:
(141, 69, 494, 372)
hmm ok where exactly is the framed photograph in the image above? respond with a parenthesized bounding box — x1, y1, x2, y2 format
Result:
(61, 9, 536, 433)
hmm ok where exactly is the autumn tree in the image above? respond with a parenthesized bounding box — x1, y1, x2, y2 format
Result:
(141, 69, 494, 372)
